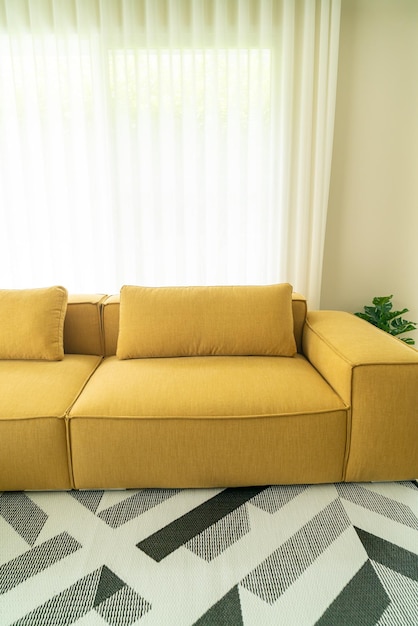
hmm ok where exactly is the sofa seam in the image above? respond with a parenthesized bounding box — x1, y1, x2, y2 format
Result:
(342, 375, 354, 482)
(304, 318, 418, 367)
(303, 319, 358, 367)
(98, 296, 107, 357)
(64, 356, 103, 489)
(67, 407, 349, 420)
(58, 286, 68, 359)
(65, 417, 75, 489)
(303, 319, 353, 483)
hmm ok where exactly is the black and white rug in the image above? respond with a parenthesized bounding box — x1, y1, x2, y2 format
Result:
(1, 482, 418, 625)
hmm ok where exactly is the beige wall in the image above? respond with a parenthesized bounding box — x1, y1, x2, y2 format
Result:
(321, 0, 418, 340)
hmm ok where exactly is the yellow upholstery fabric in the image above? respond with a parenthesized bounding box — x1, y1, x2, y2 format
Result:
(347, 364, 418, 481)
(117, 284, 297, 359)
(0, 355, 102, 490)
(3, 288, 416, 490)
(103, 292, 306, 356)
(102, 294, 120, 356)
(64, 294, 106, 355)
(0, 418, 71, 491)
(69, 354, 342, 417)
(0, 286, 67, 360)
(291, 293, 307, 354)
(303, 311, 418, 482)
(68, 355, 347, 488)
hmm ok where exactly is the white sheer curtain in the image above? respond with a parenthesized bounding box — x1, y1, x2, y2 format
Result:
(0, 0, 340, 306)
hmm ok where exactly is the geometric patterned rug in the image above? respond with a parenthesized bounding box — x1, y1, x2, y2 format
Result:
(1, 482, 418, 625)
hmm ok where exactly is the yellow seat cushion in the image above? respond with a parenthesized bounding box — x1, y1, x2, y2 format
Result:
(68, 355, 348, 488)
(70, 355, 343, 418)
(0, 355, 102, 490)
(0, 286, 68, 360)
(116, 284, 297, 359)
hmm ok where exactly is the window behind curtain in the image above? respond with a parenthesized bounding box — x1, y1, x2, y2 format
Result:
(0, 0, 340, 306)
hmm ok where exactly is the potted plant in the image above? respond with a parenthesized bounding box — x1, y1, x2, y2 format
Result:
(354, 295, 417, 345)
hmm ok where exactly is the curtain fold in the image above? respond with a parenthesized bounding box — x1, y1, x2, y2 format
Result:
(0, 0, 340, 305)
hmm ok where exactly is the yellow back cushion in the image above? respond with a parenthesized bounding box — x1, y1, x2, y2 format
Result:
(117, 284, 297, 359)
(0, 286, 68, 360)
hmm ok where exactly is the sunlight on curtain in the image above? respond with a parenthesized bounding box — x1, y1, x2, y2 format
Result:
(0, 0, 340, 306)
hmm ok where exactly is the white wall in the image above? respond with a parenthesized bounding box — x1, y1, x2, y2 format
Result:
(321, 0, 418, 341)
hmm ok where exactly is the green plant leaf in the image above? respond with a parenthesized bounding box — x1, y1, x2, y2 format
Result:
(354, 295, 417, 342)
(385, 308, 409, 321)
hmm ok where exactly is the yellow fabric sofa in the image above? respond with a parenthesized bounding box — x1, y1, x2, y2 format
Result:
(1, 285, 417, 491)
(0, 290, 105, 490)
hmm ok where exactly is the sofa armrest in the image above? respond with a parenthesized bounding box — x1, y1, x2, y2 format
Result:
(303, 310, 418, 482)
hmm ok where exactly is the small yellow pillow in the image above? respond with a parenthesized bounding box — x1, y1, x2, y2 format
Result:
(117, 284, 296, 359)
(0, 286, 68, 360)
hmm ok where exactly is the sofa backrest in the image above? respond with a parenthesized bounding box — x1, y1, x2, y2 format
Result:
(291, 293, 307, 353)
(63, 291, 307, 356)
(64, 294, 106, 355)
(102, 291, 307, 356)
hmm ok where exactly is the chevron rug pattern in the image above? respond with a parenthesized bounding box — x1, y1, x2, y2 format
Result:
(1, 482, 418, 625)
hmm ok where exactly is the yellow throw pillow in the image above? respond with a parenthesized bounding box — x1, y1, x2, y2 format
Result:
(117, 284, 297, 359)
(0, 286, 68, 360)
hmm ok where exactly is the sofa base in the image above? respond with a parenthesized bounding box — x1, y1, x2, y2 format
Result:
(68, 412, 347, 490)
(68, 355, 348, 489)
